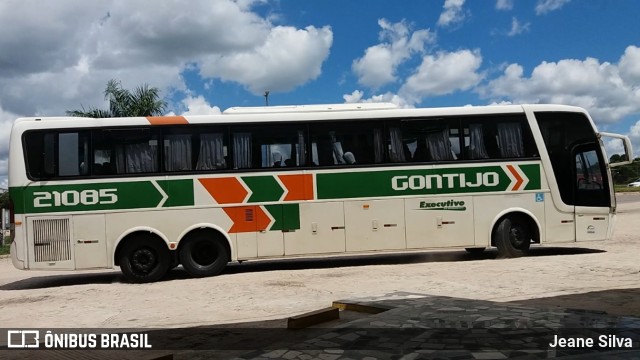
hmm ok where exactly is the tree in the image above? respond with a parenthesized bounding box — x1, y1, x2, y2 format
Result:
(610, 155, 640, 184)
(67, 79, 167, 118)
(0, 190, 8, 209)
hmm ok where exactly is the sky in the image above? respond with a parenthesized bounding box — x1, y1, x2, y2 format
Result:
(1, 0, 640, 189)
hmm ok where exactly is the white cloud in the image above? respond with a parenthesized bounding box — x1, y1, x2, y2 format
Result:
(0, 0, 333, 115)
(343, 90, 365, 103)
(352, 19, 435, 89)
(0, 0, 334, 187)
(483, 47, 640, 123)
(619, 45, 640, 84)
(438, 0, 467, 27)
(628, 120, 640, 159)
(342, 90, 412, 108)
(535, 0, 571, 15)
(199, 25, 333, 95)
(0, 105, 19, 190)
(496, 0, 514, 10)
(507, 17, 530, 36)
(400, 49, 484, 103)
(179, 95, 222, 115)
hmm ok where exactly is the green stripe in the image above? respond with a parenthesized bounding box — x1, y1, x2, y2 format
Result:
(157, 179, 194, 207)
(316, 165, 541, 200)
(520, 164, 542, 190)
(242, 176, 284, 203)
(265, 204, 300, 231)
(13, 180, 194, 214)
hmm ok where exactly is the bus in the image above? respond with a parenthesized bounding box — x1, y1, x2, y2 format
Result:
(8, 103, 633, 283)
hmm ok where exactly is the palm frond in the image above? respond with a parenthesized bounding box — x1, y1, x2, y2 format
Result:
(67, 79, 167, 118)
(66, 106, 112, 118)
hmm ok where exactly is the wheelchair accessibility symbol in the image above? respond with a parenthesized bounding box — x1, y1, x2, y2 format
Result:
(535, 193, 544, 202)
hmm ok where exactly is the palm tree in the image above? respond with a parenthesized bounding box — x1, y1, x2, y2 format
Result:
(67, 79, 167, 118)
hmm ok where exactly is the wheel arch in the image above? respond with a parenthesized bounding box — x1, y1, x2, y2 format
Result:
(176, 223, 234, 262)
(488, 208, 542, 247)
(113, 227, 170, 266)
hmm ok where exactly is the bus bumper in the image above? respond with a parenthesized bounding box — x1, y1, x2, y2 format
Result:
(10, 241, 25, 270)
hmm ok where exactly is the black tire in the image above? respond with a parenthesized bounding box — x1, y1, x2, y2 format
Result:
(465, 247, 486, 254)
(119, 235, 171, 283)
(494, 216, 532, 258)
(179, 233, 229, 278)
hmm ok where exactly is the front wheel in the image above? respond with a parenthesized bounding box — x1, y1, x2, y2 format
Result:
(494, 216, 532, 259)
(179, 233, 229, 277)
(119, 236, 171, 283)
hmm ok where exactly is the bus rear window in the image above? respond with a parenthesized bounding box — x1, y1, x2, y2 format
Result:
(24, 131, 90, 180)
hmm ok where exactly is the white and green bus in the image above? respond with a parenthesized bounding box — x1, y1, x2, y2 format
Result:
(8, 103, 633, 282)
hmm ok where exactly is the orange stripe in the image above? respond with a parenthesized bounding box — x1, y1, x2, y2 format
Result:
(224, 206, 256, 233)
(145, 116, 188, 125)
(279, 174, 314, 201)
(507, 165, 524, 191)
(199, 177, 248, 204)
(223, 206, 272, 233)
(255, 206, 271, 231)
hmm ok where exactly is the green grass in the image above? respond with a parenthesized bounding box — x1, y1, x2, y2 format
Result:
(615, 185, 640, 193)
(0, 244, 9, 256)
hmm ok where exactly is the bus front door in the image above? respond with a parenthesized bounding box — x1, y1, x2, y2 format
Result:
(573, 144, 612, 242)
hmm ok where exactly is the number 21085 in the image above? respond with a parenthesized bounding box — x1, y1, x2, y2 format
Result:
(33, 189, 118, 207)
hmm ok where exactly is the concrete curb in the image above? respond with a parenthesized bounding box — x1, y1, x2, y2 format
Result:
(286, 307, 339, 329)
(331, 300, 392, 314)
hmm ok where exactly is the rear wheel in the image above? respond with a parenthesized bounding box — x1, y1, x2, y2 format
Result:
(118, 235, 170, 283)
(494, 216, 532, 258)
(179, 232, 229, 277)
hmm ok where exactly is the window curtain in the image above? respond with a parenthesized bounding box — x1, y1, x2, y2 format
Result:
(373, 128, 384, 163)
(165, 134, 192, 171)
(426, 129, 455, 161)
(115, 142, 158, 173)
(469, 124, 489, 159)
(297, 130, 306, 166)
(388, 127, 406, 162)
(497, 123, 524, 158)
(233, 133, 252, 169)
(263, 146, 281, 167)
(196, 133, 226, 170)
(329, 131, 345, 164)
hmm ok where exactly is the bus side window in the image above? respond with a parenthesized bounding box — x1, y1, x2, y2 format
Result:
(309, 122, 381, 166)
(92, 129, 159, 175)
(42, 133, 56, 177)
(395, 118, 460, 163)
(195, 133, 227, 171)
(496, 122, 525, 158)
(425, 127, 456, 161)
(23, 131, 90, 179)
(464, 124, 489, 159)
(387, 127, 408, 162)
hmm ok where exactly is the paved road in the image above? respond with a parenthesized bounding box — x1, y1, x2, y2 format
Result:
(0, 194, 639, 330)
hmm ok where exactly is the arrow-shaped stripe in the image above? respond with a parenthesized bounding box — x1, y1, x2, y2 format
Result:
(199, 177, 251, 204)
(505, 165, 529, 191)
(151, 180, 169, 207)
(278, 174, 314, 201)
(223, 205, 274, 233)
(243, 176, 284, 203)
(256, 206, 274, 231)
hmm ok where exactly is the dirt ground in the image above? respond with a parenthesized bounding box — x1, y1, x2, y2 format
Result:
(1, 193, 639, 329)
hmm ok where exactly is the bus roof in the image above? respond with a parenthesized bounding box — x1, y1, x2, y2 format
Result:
(10, 103, 588, 129)
(223, 102, 399, 114)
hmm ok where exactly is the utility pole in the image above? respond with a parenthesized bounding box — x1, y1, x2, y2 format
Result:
(264, 91, 270, 106)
